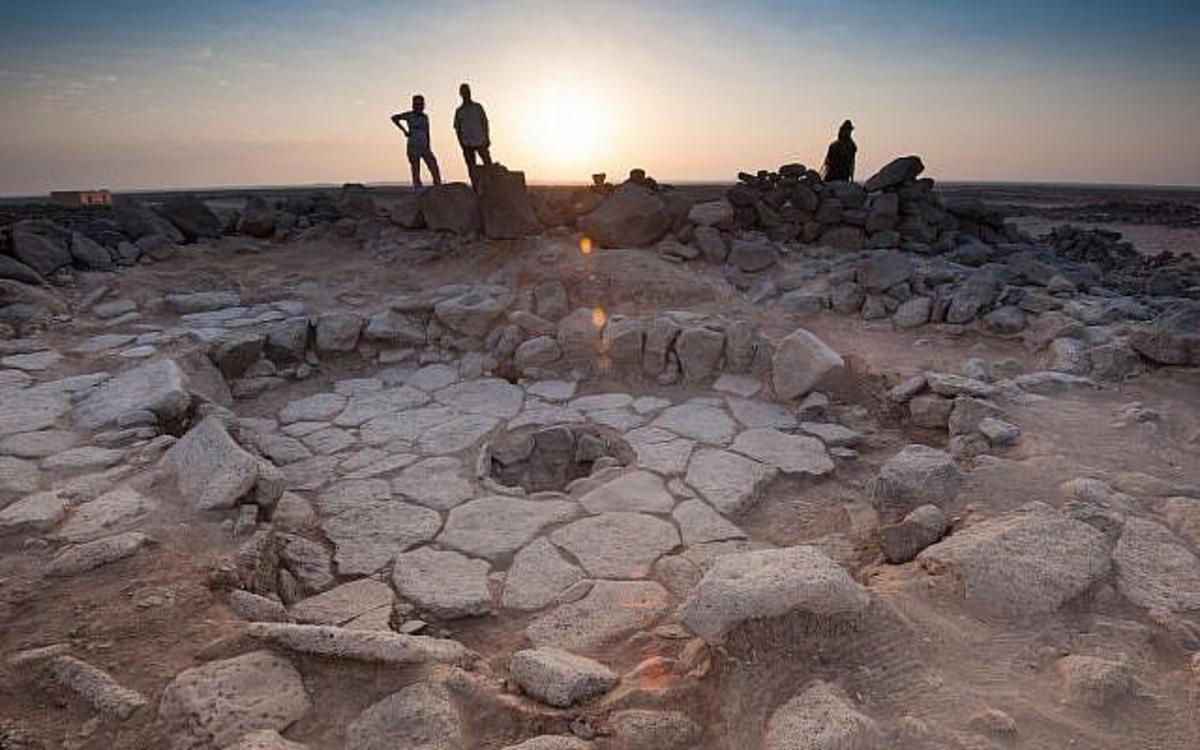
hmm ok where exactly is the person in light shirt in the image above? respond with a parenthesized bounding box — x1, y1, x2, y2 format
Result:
(390, 94, 442, 188)
(454, 83, 492, 186)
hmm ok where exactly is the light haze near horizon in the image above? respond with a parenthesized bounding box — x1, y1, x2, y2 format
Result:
(1, 0, 1198, 195)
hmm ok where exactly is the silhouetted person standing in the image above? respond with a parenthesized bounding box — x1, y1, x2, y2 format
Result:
(391, 94, 441, 188)
(822, 119, 857, 182)
(454, 83, 491, 186)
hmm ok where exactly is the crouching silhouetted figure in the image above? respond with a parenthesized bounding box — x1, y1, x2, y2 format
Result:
(822, 119, 857, 182)
(391, 94, 442, 188)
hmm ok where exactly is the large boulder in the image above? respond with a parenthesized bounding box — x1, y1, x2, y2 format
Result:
(918, 502, 1111, 614)
(345, 682, 463, 750)
(158, 651, 310, 750)
(863, 156, 925, 192)
(677, 546, 870, 644)
(856, 250, 913, 292)
(1128, 301, 1200, 366)
(771, 328, 845, 400)
(69, 231, 115, 270)
(728, 238, 777, 272)
(239, 197, 278, 238)
(477, 164, 540, 239)
(0, 255, 45, 285)
(419, 183, 480, 234)
(687, 199, 734, 228)
(870, 444, 961, 520)
(162, 416, 263, 510)
(156, 195, 223, 242)
(765, 681, 883, 750)
(1113, 516, 1200, 613)
(113, 197, 185, 242)
(577, 184, 670, 248)
(434, 291, 506, 337)
(74, 358, 193, 431)
(10, 220, 72, 276)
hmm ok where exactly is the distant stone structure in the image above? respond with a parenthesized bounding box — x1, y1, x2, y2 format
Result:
(51, 189, 112, 207)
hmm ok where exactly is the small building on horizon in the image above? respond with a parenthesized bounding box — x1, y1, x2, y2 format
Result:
(50, 189, 112, 207)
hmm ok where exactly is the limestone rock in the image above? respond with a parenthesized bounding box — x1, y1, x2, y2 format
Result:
(879, 504, 947, 564)
(550, 512, 679, 579)
(54, 485, 156, 543)
(864, 156, 924, 192)
(578, 183, 670, 248)
(502, 537, 585, 611)
(608, 710, 701, 750)
(917, 502, 1111, 614)
(509, 648, 617, 707)
(439, 495, 576, 561)
(392, 546, 491, 618)
(1113, 516, 1200, 613)
(675, 326, 725, 382)
(677, 546, 870, 644)
(74, 359, 191, 431)
(320, 501, 441, 575)
(435, 291, 506, 338)
(346, 682, 464, 750)
(157, 651, 310, 750)
(419, 182, 481, 234)
(578, 470, 674, 514)
(288, 578, 394, 626)
(47, 655, 147, 720)
(163, 417, 260, 510)
(771, 328, 844, 400)
(730, 428, 833, 475)
(47, 531, 151, 576)
(478, 164, 540, 239)
(685, 447, 777, 516)
(651, 401, 737, 445)
(764, 680, 882, 750)
(526, 580, 671, 651)
(870, 444, 961, 520)
(246, 622, 476, 665)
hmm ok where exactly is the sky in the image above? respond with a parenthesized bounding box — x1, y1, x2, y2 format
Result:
(1, 0, 1198, 195)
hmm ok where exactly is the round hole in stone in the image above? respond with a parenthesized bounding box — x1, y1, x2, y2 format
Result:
(487, 423, 635, 493)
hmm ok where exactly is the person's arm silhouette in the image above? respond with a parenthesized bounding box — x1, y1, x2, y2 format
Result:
(480, 104, 490, 147)
(390, 112, 410, 137)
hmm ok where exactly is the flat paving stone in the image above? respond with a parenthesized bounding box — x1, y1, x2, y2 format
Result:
(501, 538, 586, 611)
(578, 471, 676, 514)
(333, 386, 430, 427)
(405, 363, 459, 392)
(685, 448, 778, 516)
(0, 390, 71, 439)
(0, 456, 41, 496)
(632, 396, 672, 414)
(54, 485, 156, 543)
(651, 402, 737, 445)
(0, 429, 78, 459)
(587, 409, 646, 432)
(300, 426, 357, 455)
(359, 405, 457, 447)
(278, 393, 346, 424)
(508, 404, 585, 430)
(439, 495, 578, 561)
(0, 490, 70, 536)
(798, 421, 861, 447)
(526, 380, 577, 402)
(672, 499, 748, 545)
(289, 578, 395, 626)
(434, 378, 524, 419)
(624, 429, 695, 477)
(71, 334, 136, 354)
(41, 446, 125, 473)
(730, 428, 834, 476)
(343, 452, 419, 480)
(2, 351, 62, 371)
(526, 580, 671, 652)
(391, 457, 475, 510)
(725, 397, 799, 431)
(316, 479, 391, 516)
(392, 546, 491, 618)
(569, 393, 634, 412)
(550, 512, 680, 579)
(418, 413, 498, 455)
(713, 374, 762, 398)
(335, 378, 384, 396)
(321, 501, 441, 575)
(282, 455, 341, 491)
(255, 433, 312, 465)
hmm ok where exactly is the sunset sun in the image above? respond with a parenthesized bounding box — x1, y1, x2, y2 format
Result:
(525, 85, 611, 168)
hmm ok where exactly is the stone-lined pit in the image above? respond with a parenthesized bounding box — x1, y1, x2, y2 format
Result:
(486, 423, 635, 493)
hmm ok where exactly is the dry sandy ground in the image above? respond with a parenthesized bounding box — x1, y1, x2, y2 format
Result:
(1, 186, 1198, 749)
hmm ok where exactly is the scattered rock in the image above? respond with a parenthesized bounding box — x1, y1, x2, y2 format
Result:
(345, 682, 464, 750)
(509, 648, 617, 707)
(870, 444, 961, 520)
(771, 328, 845, 400)
(677, 546, 869, 644)
(764, 680, 883, 750)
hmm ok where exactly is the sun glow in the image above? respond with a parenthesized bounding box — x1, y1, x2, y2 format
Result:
(525, 84, 612, 169)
